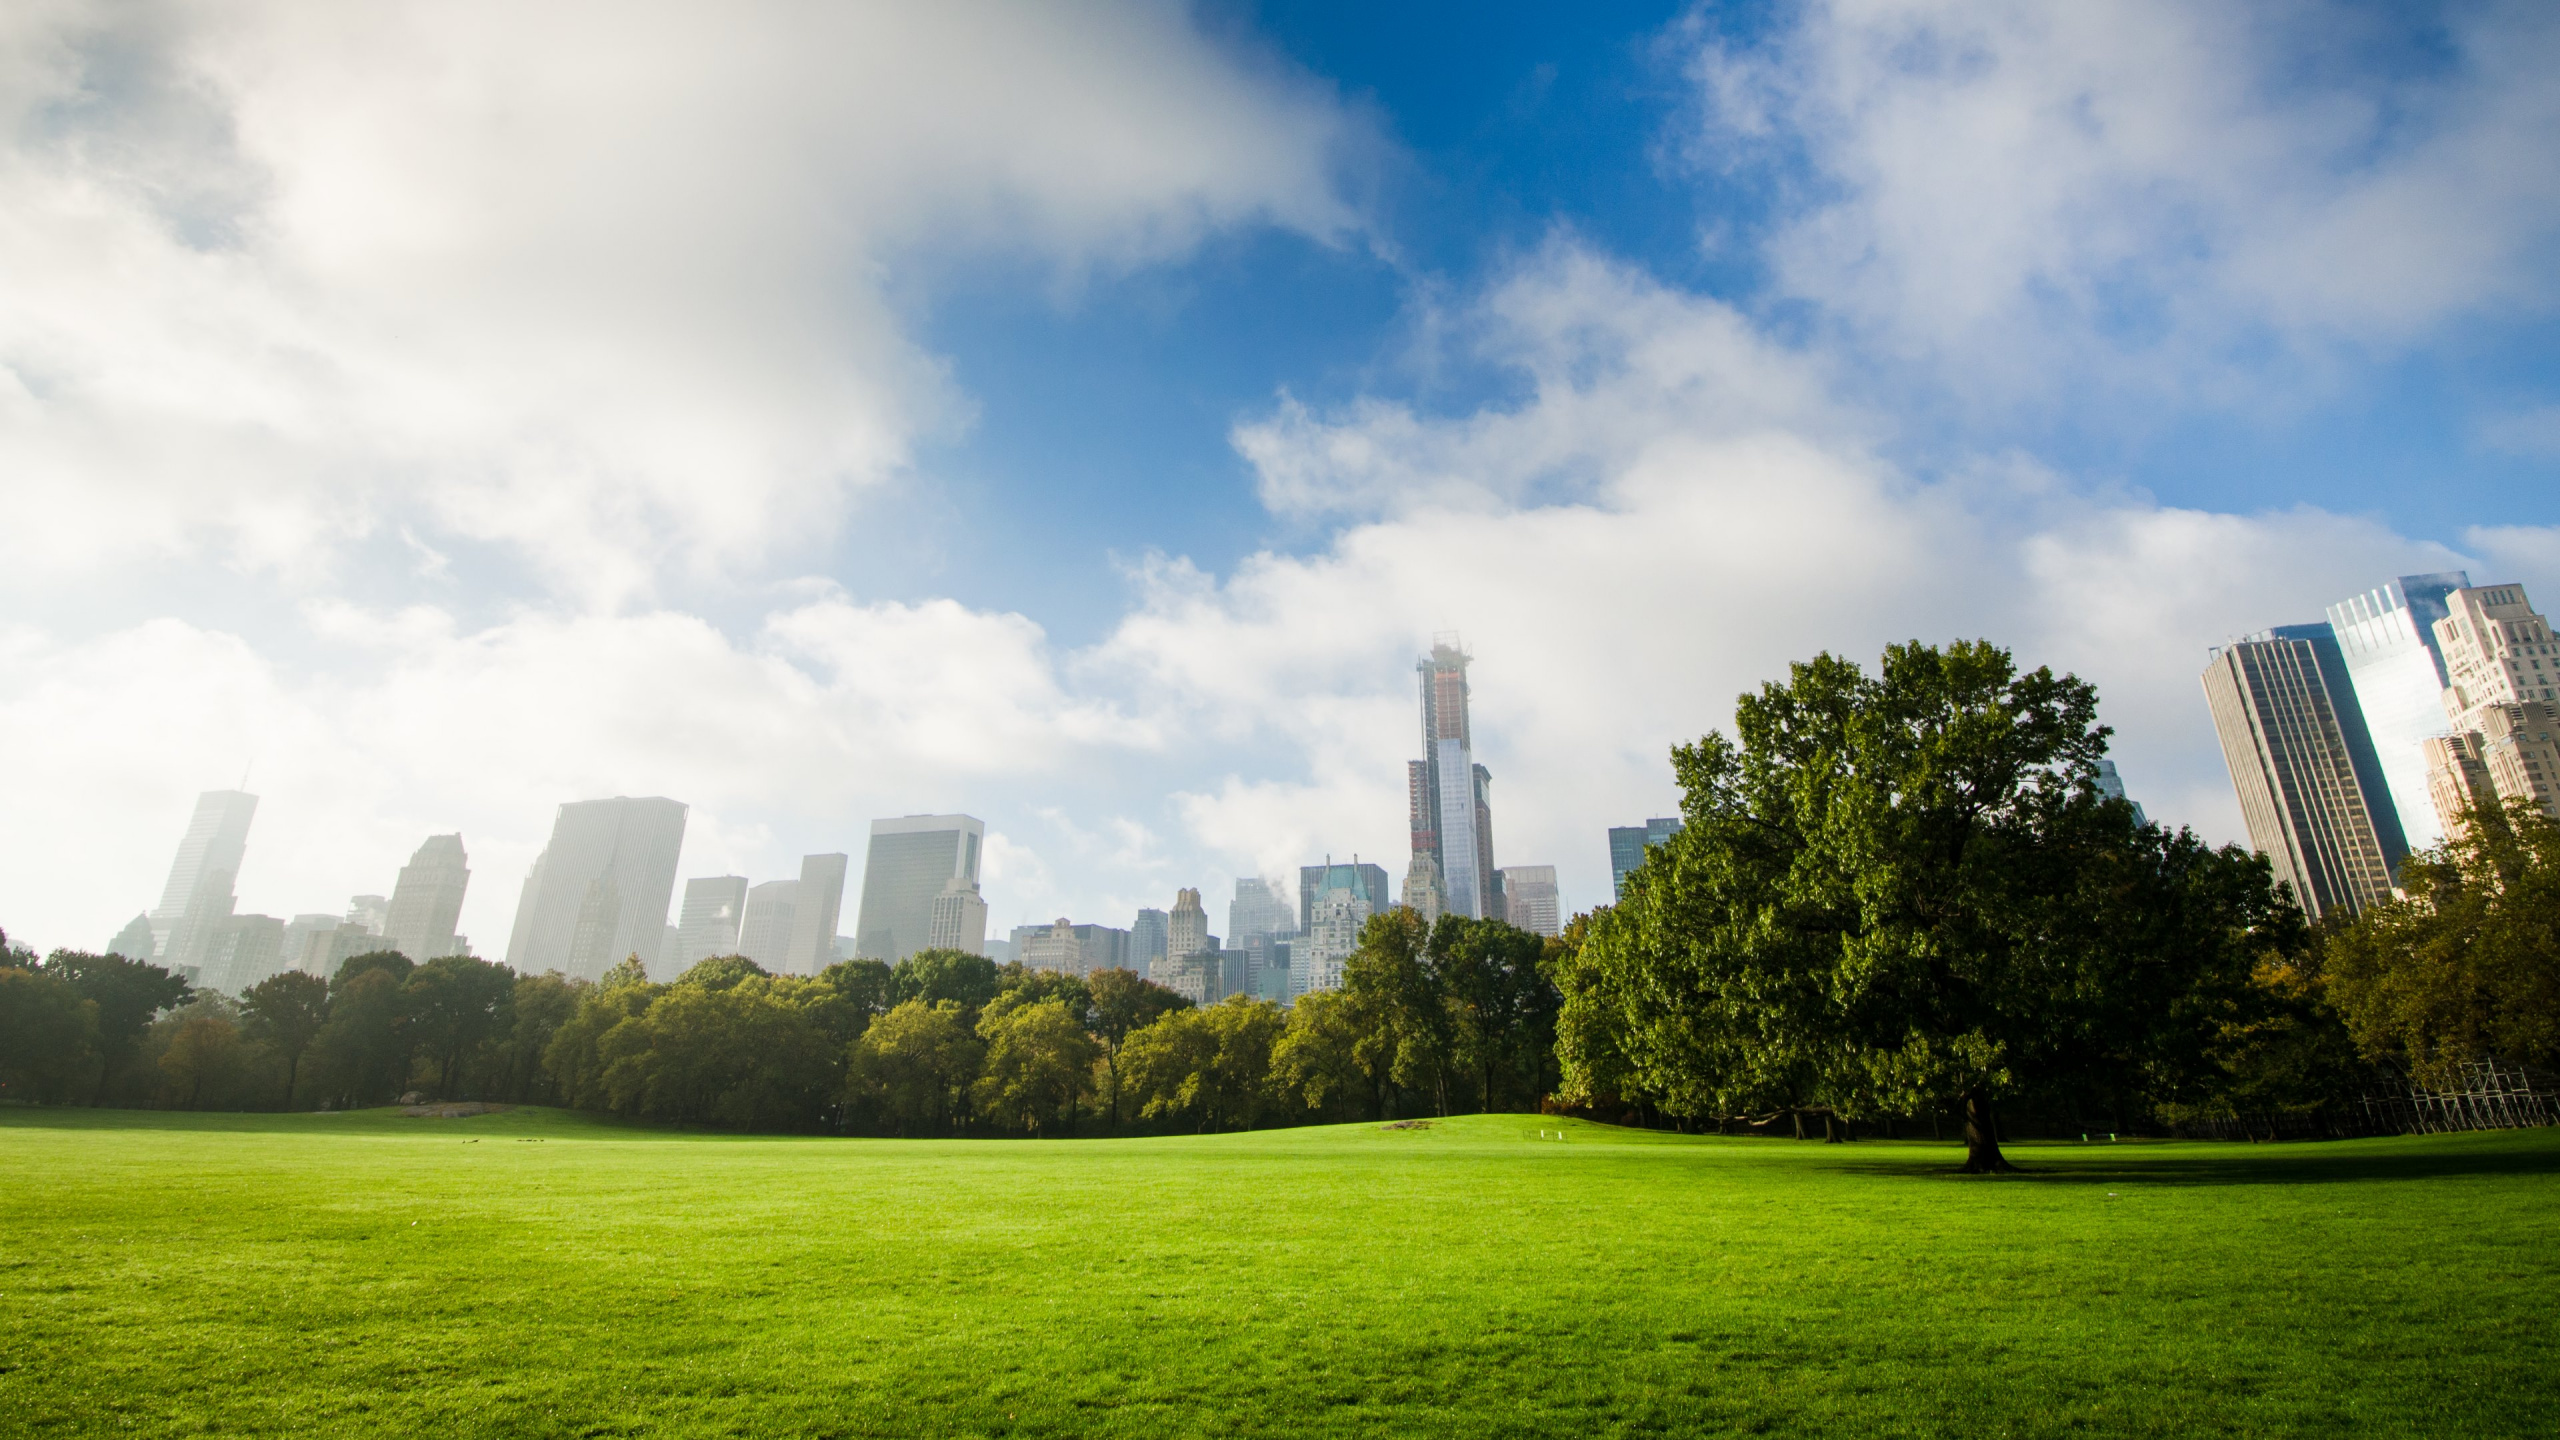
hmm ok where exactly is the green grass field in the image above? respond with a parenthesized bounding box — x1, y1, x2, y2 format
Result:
(2, 1109, 2553, 1438)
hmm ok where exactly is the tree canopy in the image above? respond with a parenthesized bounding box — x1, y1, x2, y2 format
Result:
(1560, 639, 2298, 1170)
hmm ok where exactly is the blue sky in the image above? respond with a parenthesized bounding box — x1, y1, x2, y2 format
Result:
(3, 1, 2556, 959)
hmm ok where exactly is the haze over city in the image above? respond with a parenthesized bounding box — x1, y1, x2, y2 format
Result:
(6, 1, 2558, 960)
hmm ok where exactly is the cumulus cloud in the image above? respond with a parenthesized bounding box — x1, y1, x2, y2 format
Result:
(1114, 246, 2479, 908)
(1686, 0, 2560, 400)
(0, 0, 1363, 602)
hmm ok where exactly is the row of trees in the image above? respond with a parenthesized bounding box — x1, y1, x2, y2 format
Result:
(0, 911, 1561, 1136)
(12, 640, 2550, 1151)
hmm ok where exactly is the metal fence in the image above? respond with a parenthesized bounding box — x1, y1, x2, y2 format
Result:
(2357, 1058, 2560, 1135)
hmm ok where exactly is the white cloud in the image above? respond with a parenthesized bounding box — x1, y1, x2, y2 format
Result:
(0, 0, 1362, 603)
(1687, 0, 2560, 399)
(1112, 247, 2479, 911)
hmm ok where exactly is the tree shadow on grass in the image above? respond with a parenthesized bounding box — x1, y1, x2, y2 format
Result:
(1831, 1130, 2560, 1187)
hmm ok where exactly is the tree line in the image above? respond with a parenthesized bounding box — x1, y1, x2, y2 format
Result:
(9, 640, 2553, 1149)
(0, 913, 1558, 1135)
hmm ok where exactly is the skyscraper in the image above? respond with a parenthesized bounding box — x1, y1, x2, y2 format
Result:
(1130, 908, 1169, 976)
(2426, 583, 2560, 834)
(1412, 636, 1499, 919)
(673, 876, 750, 969)
(1399, 853, 1444, 925)
(1227, 878, 1293, 945)
(2202, 630, 2399, 920)
(2328, 572, 2469, 847)
(197, 914, 285, 995)
(149, 790, 259, 963)
(1167, 888, 1209, 960)
(1607, 817, 1682, 901)
(503, 796, 689, 982)
(2092, 761, 2149, 828)
(383, 834, 470, 962)
(1495, 865, 1561, 937)
(785, 852, 850, 975)
(928, 879, 989, 955)
(107, 913, 155, 961)
(736, 880, 799, 969)
(1297, 860, 1389, 934)
(854, 815, 984, 962)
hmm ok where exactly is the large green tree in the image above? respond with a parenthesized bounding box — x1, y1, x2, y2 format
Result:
(403, 956, 517, 1098)
(0, 960, 98, 1104)
(890, 950, 1002, 1014)
(42, 949, 191, 1103)
(2327, 799, 2560, 1086)
(1429, 915, 1558, 1113)
(1566, 640, 2292, 1170)
(973, 998, 1099, 1135)
(845, 999, 983, 1136)
(1085, 967, 1190, 1127)
(239, 971, 331, 1106)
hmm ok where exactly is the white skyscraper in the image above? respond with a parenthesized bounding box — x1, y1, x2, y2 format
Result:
(1495, 865, 1561, 937)
(2429, 583, 2560, 832)
(672, 876, 750, 971)
(2328, 573, 2469, 848)
(853, 815, 984, 962)
(783, 853, 849, 976)
(735, 880, 800, 970)
(383, 834, 470, 961)
(149, 790, 259, 964)
(927, 878, 989, 955)
(504, 796, 689, 982)
(1227, 878, 1293, 945)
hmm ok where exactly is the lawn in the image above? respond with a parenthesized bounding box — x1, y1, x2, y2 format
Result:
(0, 1109, 2552, 1438)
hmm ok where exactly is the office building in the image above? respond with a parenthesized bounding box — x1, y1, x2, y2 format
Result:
(1608, 817, 1683, 901)
(2202, 630, 2399, 920)
(149, 789, 259, 963)
(1242, 932, 1292, 1003)
(198, 915, 286, 994)
(1411, 636, 1500, 919)
(1130, 908, 1169, 976)
(383, 834, 470, 962)
(2473, 702, 2560, 820)
(672, 876, 750, 969)
(1018, 920, 1130, 976)
(2092, 761, 2149, 828)
(1297, 860, 1390, 935)
(783, 853, 849, 975)
(1400, 853, 1444, 925)
(2327, 573, 2469, 847)
(1295, 886, 1370, 997)
(928, 879, 989, 955)
(504, 796, 689, 982)
(107, 913, 154, 960)
(2424, 584, 2560, 834)
(1228, 878, 1293, 946)
(1496, 865, 1561, 937)
(854, 815, 984, 962)
(1167, 888, 1210, 959)
(736, 880, 800, 970)
(345, 895, 389, 936)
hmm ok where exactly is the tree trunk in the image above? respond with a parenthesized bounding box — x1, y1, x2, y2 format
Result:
(1961, 1090, 2012, 1173)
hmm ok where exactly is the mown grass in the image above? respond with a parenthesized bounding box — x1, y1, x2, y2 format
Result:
(1, 1107, 2553, 1438)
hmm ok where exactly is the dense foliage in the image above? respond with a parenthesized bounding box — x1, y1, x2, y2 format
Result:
(1554, 640, 2317, 1169)
(2326, 800, 2560, 1086)
(0, 921, 1559, 1135)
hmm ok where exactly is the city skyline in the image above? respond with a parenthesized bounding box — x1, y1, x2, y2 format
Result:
(6, 5, 2557, 961)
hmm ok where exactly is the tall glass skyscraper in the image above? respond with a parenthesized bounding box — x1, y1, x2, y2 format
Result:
(785, 852, 849, 975)
(853, 815, 984, 961)
(2202, 629, 2399, 920)
(2327, 572, 2469, 847)
(1607, 817, 1682, 901)
(383, 833, 470, 962)
(672, 875, 750, 971)
(149, 789, 259, 963)
(503, 796, 688, 982)
(1411, 635, 1497, 919)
